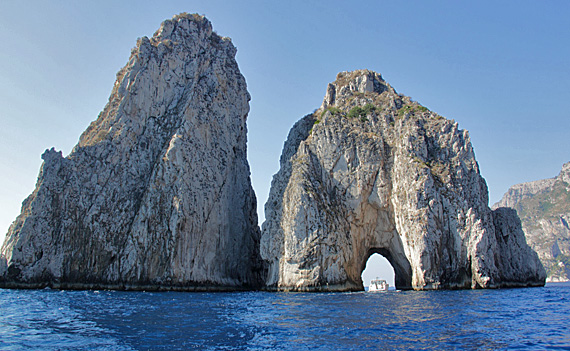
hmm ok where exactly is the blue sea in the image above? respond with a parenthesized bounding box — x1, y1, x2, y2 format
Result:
(1, 283, 569, 350)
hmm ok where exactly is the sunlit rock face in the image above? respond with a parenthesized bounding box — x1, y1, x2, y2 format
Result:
(261, 70, 546, 291)
(0, 14, 265, 290)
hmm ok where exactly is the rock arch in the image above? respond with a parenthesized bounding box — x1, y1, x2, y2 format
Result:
(260, 70, 545, 291)
(360, 248, 412, 290)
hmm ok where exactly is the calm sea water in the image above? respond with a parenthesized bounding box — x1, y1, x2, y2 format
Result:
(1, 283, 569, 350)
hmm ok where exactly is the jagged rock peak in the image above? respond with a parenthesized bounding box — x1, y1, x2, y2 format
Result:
(261, 69, 545, 291)
(78, 13, 246, 149)
(0, 14, 264, 291)
(147, 13, 233, 56)
(322, 70, 397, 109)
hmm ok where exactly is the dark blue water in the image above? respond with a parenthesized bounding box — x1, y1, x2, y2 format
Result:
(1, 283, 569, 350)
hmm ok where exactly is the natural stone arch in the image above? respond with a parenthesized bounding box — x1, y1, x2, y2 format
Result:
(360, 247, 412, 291)
(347, 208, 413, 291)
(261, 70, 545, 291)
(361, 252, 395, 287)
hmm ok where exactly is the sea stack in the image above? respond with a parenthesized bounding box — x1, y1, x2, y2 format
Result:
(0, 14, 265, 290)
(494, 162, 570, 282)
(261, 70, 546, 291)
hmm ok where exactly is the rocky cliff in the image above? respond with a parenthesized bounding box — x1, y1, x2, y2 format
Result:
(261, 70, 545, 291)
(0, 14, 265, 290)
(493, 162, 570, 282)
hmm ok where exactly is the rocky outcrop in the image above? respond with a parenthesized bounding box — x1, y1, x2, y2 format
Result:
(0, 14, 265, 290)
(493, 162, 570, 282)
(261, 70, 545, 291)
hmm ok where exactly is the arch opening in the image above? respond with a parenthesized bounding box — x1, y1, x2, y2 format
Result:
(361, 253, 395, 290)
(360, 247, 413, 291)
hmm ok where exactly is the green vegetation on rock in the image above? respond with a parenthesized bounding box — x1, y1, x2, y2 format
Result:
(397, 104, 429, 117)
(515, 182, 570, 220)
(347, 104, 376, 122)
(321, 106, 343, 118)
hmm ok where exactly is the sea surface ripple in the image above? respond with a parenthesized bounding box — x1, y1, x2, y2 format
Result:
(1, 283, 569, 350)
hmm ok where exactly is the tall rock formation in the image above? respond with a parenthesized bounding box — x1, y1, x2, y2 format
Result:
(0, 14, 265, 290)
(493, 162, 570, 282)
(261, 70, 545, 291)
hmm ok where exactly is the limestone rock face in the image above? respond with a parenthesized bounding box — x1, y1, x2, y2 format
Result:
(493, 162, 570, 282)
(261, 70, 545, 291)
(0, 14, 264, 290)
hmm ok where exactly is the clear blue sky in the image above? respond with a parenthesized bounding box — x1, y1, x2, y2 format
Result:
(1, 1, 569, 282)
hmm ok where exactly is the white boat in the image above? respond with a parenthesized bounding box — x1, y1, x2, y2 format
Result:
(368, 278, 389, 292)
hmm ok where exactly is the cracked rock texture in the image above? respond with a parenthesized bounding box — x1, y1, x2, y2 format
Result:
(261, 70, 545, 291)
(494, 162, 570, 282)
(0, 14, 264, 290)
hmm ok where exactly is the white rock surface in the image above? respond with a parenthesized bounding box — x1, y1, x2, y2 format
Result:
(261, 70, 545, 291)
(0, 14, 264, 290)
